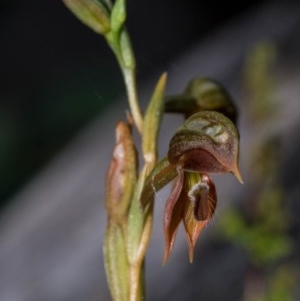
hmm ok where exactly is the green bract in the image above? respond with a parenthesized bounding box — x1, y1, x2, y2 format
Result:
(62, 0, 111, 34)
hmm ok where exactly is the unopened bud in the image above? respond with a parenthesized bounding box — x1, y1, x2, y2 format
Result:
(62, 0, 111, 35)
(105, 121, 137, 222)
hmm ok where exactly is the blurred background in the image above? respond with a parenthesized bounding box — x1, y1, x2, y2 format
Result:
(1, 1, 300, 301)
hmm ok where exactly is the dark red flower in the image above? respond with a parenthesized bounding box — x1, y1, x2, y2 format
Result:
(163, 111, 242, 262)
(163, 170, 217, 263)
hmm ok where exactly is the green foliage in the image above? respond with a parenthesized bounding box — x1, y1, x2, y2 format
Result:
(246, 266, 297, 301)
(244, 42, 277, 120)
(216, 41, 297, 301)
(218, 208, 292, 267)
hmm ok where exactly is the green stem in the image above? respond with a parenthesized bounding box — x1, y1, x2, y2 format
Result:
(127, 178, 153, 301)
(122, 67, 143, 133)
(105, 29, 143, 134)
(129, 262, 145, 301)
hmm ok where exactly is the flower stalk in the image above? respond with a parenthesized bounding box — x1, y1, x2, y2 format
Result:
(61, 1, 242, 300)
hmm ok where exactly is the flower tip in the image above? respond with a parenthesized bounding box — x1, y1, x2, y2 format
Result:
(161, 72, 168, 82)
(156, 72, 168, 92)
(232, 165, 243, 184)
(188, 249, 194, 263)
(162, 249, 170, 265)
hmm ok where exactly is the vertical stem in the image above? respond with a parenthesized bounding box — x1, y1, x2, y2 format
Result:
(122, 67, 143, 133)
(128, 200, 153, 301)
(128, 208, 153, 301)
(129, 263, 144, 301)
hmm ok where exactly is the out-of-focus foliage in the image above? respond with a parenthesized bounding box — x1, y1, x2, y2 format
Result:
(216, 42, 298, 300)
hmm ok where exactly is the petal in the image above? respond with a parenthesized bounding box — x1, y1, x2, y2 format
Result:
(163, 169, 184, 264)
(183, 173, 217, 262)
(183, 203, 208, 263)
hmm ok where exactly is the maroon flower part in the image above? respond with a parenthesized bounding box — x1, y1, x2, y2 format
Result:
(168, 111, 242, 182)
(163, 170, 217, 263)
(163, 110, 242, 263)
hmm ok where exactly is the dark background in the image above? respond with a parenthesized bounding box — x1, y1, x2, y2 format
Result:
(0, 0, 262, 206)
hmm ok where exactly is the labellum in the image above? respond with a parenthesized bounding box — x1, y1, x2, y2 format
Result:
(188, 173, 217, 221)
(183, 173, 217, 262)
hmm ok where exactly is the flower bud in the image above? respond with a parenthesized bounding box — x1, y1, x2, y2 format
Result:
(62, 0, 111, 35)
(165, 78, 237, 122)
(105, 121, 138, 222)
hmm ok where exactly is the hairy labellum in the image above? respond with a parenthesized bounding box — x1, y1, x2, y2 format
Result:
(188, 174, 217, 221)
